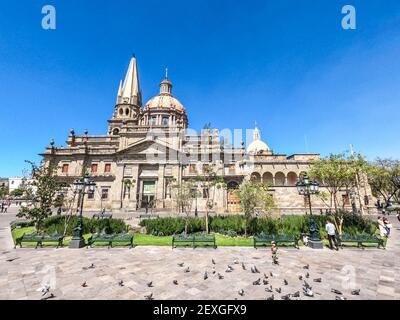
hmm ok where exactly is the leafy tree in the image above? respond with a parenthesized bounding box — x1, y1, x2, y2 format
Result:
(309, 152, 368, 235)
(16, 161, 63, 231)
(367, 158, 400, 204)
(236, 180, 276, 236)
(0, 187, 7, 200)
(10, 188, 25, 198)
(172, 180, 197, 235)
(195, 164, 225, 234)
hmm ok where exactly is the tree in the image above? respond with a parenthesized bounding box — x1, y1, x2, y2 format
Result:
(195, 164, 225, 234)
(236, 180, 276, 236)
(17, 161, 63, 231)
(172, 180, 196, 235)
(10, 188, 24, 198)
(309, 152, 367, 235)
(367, 158, 400, 204)
(0, 186, 8, 200)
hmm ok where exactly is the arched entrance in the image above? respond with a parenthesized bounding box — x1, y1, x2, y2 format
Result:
(227, 181, 241, 213)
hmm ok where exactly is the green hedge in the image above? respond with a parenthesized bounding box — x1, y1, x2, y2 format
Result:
(40, 216, 127, 236)
(140, 214, 378, 237)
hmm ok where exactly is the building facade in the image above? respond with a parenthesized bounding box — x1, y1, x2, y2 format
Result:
(41, 57, 374, 214)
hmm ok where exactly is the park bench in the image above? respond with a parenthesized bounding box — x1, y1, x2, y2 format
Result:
(338, 234, 385, 249)
(87, 233, 134, 249)
(139, 214, 160, 220)
(172, 234, 217, 249)
(253, 233, 299, 249)
(92, 212, 113, 220)
(15, 232, 64, 249)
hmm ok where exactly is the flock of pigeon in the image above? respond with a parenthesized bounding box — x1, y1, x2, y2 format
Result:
(37, 260, 361, 301)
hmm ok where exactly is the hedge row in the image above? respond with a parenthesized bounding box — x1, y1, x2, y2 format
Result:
(140, 214, 378, 237)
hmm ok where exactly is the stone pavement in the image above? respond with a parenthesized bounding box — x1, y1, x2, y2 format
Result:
(0, 209, 399, 300)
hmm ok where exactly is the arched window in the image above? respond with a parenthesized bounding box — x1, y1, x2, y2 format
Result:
(262, 172, 274, 185)
(119, 108, 123, 116)
(251, 172, 261, 183)
(275, 172, 285, 186)
(125, 108, 130, 116)
(287, 172, 298, 186)
(113, 128, 120, 135)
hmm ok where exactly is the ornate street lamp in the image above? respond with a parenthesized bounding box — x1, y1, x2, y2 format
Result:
(69, 174, 96, 249)
(296, 173, 320, 215)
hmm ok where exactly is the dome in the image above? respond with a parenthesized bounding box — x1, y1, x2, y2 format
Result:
(144, 94, 186, 113)
(144, 72, 186, 113)
(247, 126, 271, 154)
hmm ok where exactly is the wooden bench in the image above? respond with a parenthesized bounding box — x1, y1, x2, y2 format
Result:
(87, 233, 134, 249)
(254, 233, 299, 249)
(338, 234, 385, 249)
(172, 234, 217, 249)
(139, 214, 160, 220)
(15, 232, 64, 249)
(92, 213, 113, 220)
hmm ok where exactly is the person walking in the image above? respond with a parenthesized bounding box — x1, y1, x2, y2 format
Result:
(271, 241, 279, 265)
(383, 217, 392, 237)
(377, 217, 388, 238)
(325, 220, 339, 251)
(0, 202, 4, 213)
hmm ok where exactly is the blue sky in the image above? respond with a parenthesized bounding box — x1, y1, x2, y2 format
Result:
(0, 0, 400, 177)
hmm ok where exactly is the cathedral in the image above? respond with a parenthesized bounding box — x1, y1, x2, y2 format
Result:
(41, 57, 373, 214)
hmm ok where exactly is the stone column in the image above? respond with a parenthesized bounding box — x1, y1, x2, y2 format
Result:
(156, 165, 165, 210)
(111, 164, 124, 211)
(128, 164, 140, 210)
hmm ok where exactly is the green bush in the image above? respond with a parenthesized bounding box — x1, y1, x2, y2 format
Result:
(140, 213, 378, 238)
(40, 216, 127, 236)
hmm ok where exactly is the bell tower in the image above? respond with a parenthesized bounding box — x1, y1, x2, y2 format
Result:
(108, 56, 142, 135)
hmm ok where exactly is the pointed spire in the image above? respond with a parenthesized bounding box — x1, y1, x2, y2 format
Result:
(117, 57, 141, 106)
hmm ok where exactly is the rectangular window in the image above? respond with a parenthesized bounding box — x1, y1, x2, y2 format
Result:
(101, 188, 109, 200)
(62, 164, 69, 174)
(162, 117, 169, 126)
(189, 164, 197, 174)
(91, 164, 98, 173)
(104, 164, 111, 173)
(203, 188, 209, 199)
(87, 191, 95, 200)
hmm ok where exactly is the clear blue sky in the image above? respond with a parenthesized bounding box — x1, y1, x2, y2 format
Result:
(1, 0, 400, 177)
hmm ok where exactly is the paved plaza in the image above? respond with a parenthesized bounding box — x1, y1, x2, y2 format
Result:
(0, 208, 399, 300)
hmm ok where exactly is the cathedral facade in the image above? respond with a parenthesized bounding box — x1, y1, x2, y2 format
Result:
(41, 57, 374, 214)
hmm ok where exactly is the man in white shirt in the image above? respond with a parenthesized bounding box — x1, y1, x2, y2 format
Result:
(325, 220, 339, 251)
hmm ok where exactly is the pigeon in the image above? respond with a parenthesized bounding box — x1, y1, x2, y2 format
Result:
(265, 286, 273, 293)
(282, 294, 291, 300)
(292, 291, 300, 298)
(144, 293, 154, 300)
(303, 264, 310, 270)
(81, 282, 88, 288)
(335, 296, 347, 300)
(351, 289, 360, 296)
(251, 267, 256, 274)
(254, 266, 260, 273)
(147, 281, 153, 288)
(253, 278, 261, 286)
(41, 293, 55, 300)
(305, 272, 310, 279)
(212, 259, 216, 265)
(226, 268, 233, 273)
(227, 265, 234, 271)
(304, 281, 311, 289)
(204, 272, 208, 280)
(238, 289, 245, 296)
(184, 267, 190, 273)
(270, 272, 274, 277)
(303, 287, 314, 297)
(118, 280, 124, 287)
(299, 275, 303, 281)
(88, 263, 95, 269)
(263, 279, 269, 285)
(264, 273, 269, 279)
(275, 287, 282, 294)
(212, 270, 216, 275)
(313, 278, 322, 283)
(218, 273, 224, 280)
(241, 263, 246, 270)
(39, 284, 50, 296)
(331, 289, 343, 295)
(234, 260, 240, 265)
(173, 280, 179, 285)
(266, 294, 275, 300)
(178, 263, 185, 267)
(283, 279, 288, 286)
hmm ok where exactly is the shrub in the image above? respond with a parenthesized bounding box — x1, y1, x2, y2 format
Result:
(40, 216, 127, 236)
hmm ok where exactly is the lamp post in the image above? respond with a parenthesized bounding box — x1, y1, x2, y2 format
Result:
(296, 173, 320, 215)
(69, 174, 96, 249)
(296, 173, 323, 249)
(192, 187, 198, 217)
